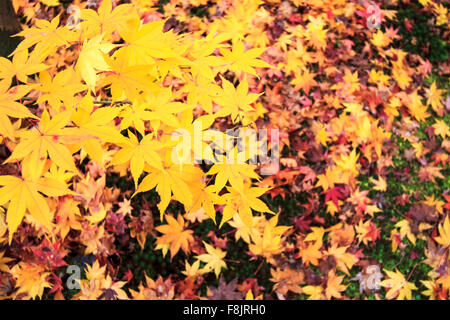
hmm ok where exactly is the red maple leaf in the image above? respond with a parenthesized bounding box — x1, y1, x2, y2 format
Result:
(32, 239, 67, 269)
(325, 186, 346, 207)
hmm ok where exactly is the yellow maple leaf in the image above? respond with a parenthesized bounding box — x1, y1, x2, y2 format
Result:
(220, 39, 271, 77)
(296, 240, 323, 266)
(302, 285, 325, 300)
(195, 242, 227, 278)
(432, 119, 449, 139)
(434, 215, 450, 248)
(0, 49, 48, 87)
(221, 184, 274, 228)
(134, 163, 198, 218)
(6, 109, 82, 178)
(76, 35, 116, 90)
(325, 270, 348, 299)
(381, 269, 417, 300)
(249, 214, 290, 260)
(110, 131, 163, 187)
(10, 262, 51, 299)
(305, 15, 327, 50)
(155, 214, 194, 259)
(369, 176, 387, 192)
(214, 76, 261, 122)
(326, 245, 358, 275)
(395, 219, 416, 245)
(0, 157, 74, 241)
(80, 0, 135, 38)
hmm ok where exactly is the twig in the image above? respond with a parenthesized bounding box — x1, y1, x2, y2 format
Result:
(254, 259, 264, 275)
(20, 97, 132, 105)
(92, 100, 132, 105)
(224, 259, 241, 264)
(406, 263, 418, 282)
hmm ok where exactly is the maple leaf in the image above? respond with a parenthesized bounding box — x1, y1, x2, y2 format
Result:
(54, 197, 82, 240)
(196, 242, 227, 278)
(0, 49, 48, 87)
(129, 275, 175, 300)
(315, 167, 338, 191)
(99, 51, 153, 101)
(368, 69, 390, 87)
(369, 176, 387, 192)
(392, 68, 412, 91)
(13, 15, 76, 60)
(220, 40, 271, 77)
(245, 289, 263, 300)
(356, 220, 381, 245)
(334, 149, 360, 176)
(182, 260, 206, 278)
(270, 267, 304, 296)
(110, 131, 163, 187)
(407, 90, 430, 122)
(351, 265, 384, 294)
(249, 214, 290, 260)
(418, 165, 445, 183)
(214, 76, 261, 122)
(155, 214, 194, 259)
(76, 35, 116, 90)
(296, 240, 323, 267)
(35, 68, 86, 111)
(304, 226, 326, 247)
(184, 77, 222, 114)
(206, 147, 260, 193)
(434, 215, 450, 248)
(82, 260, 106, 279)
(227, 213, 265, 244)
(207, 276, 243, 300)
(381, 269, 417, 300)
(32, 239, 67, 269)
(40, 0, 60, 6)
(0, 158, 74, 241)
(426, 82, 444, 114)
(290, 68, 318, 94)
(118, 102, 155, 136)
(140, 87, 192, 130)
(134, 163, 198, 218)
(433, 3, 448, 26)
(185, 183, 223, 224)
(331, 69, 360, 94)
(116, 198, 133, 217)
(325, 270, 348, 299)
(302, 285, 325, 300)
(80, 0, 135, 38)
(6, 109, 81, 177)
(221, 184, 274, 228)
(80, 224, 105, 255)
(371, 30, 392, 48)
(325, 245, 358, 275)
(305, 15, 327, 50)
(189, 47, 224, 82)
(10, 262, 51, 299)
(72, 100, 127, 164)
(171, 110, 217, 163)
(115, 19, 175, 66)
(85, 204, 107, 225)
(432, 120, 449, 139)
(0, 84, 38, 137)
(325, 186, 347, 208)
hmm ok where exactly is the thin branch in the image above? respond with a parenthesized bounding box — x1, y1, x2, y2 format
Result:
(20, 97, 132, 105)
(92, 100, 132, 105)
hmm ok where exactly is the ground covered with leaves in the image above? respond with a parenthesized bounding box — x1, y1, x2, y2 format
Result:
(0, 0, 449, 300)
